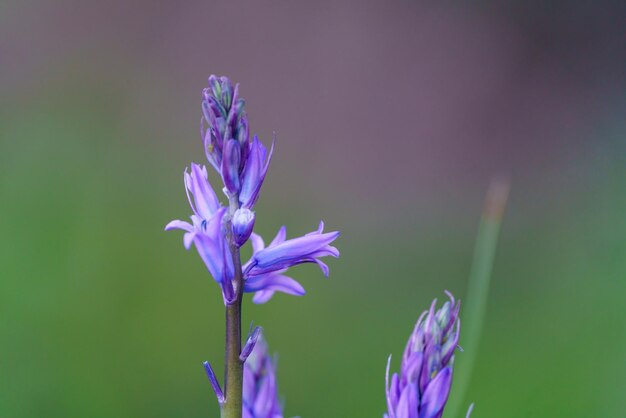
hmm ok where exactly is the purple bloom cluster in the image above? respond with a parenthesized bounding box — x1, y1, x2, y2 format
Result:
(244, 222, 339, 303)
(165, 74, 482, 418)
(166, 75, 339, 304)
(242, 336, 284, 418)
(385, 292, 471, 418)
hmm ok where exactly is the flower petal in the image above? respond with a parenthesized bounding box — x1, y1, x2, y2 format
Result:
(254, 231, 340, 269)
(191, 209, 232, 283)
(164, 219, 193, 232)
(396, 383, 418, 418)
(252, 290, 276, 304)
(187, 163, 220, 219)
(250, 232, 265, 253)
(239, 136, 273, 209)
(269, 225, 287, 247)
(244, 273, 306, 296)
(183, 231, 197, 250)
(419, 367, 452, 418)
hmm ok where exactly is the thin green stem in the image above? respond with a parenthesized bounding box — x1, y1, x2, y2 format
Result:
(221, 196, 244, 418)
(447, 178, 509, 417)
(221, 271, 243, 418)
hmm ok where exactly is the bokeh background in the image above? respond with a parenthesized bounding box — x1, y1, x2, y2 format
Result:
(1, 1, 625, 417)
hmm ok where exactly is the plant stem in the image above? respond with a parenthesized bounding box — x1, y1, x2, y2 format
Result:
(221, 197, 244, 418)
(447, 178, 509, 417)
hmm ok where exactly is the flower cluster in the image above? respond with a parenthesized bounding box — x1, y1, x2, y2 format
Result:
(166, 75, 339, 304)
(165, 74, 481, 418)
(242, 336, 284, 418)
(385, 292, 471, 418)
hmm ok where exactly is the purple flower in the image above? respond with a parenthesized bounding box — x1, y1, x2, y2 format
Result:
(202, 75, 273, 208)
(168, 75, 340, 305)
(243, 336, 284, 418)
(165, 163, 234, 288)
(202, 75, 248, 173)
(242, 222, 340, 303)
(385, 292, 472, 418)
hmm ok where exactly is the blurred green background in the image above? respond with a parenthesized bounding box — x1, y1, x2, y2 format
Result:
(1, 1, 625, 417)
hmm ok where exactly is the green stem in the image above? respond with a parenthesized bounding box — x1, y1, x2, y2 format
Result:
(447, 178, 509, 417)
(221, 197, 244, 418)
(221, 290, 243, 418)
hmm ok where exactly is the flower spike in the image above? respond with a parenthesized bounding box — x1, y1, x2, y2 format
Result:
(167, 76, 340, 304)
(243, 336, 285, 418)
(168, 75, 339, 418)
(384, 292, 473, 418)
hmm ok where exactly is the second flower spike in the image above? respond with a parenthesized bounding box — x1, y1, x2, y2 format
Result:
(242, 336, 285, 418)
(384, 292, 472, 418)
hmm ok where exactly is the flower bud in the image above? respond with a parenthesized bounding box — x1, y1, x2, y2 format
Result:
(221, 139, 241, 194)
(208, 75, 222, 98)
(232, 208, 255, 247)
(220, 76, 233, 109)
(385, 293, 468, 418)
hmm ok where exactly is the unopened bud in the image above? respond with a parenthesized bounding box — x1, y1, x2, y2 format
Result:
(232, 208, 255, 247)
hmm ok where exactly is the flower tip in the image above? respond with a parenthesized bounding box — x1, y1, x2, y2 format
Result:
(466, 403, 475, 418)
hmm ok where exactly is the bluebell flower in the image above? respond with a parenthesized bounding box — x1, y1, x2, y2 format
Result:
(203, 332, 286, 418)
(242, 336, 284, 418)
(243, 222, 340, 303)
(168, 75, 339, 306)
(165, 163, 234, 287)
(385, 292, 473, 418)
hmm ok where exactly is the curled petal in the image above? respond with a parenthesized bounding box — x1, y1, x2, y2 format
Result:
(313, 258, 330, 277)
(164, 219, 193, 232)
(244, 273, 306, 298)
